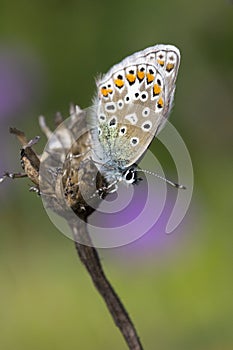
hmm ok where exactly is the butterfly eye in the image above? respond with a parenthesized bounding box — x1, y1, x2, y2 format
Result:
(123, 168, 136, 184)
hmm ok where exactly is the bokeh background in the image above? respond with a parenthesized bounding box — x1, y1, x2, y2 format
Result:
(0, 1, 232, 349)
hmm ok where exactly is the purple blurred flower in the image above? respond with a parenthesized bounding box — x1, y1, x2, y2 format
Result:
(0, 44, 45, 120)
(0, 43, 45, 189)
(90, 179, 189, 262)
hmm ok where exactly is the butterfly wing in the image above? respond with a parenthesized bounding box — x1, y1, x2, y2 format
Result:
(93, 44, 180, 168)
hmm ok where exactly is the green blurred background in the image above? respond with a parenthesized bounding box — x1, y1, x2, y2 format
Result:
(0, 0, 232, 349)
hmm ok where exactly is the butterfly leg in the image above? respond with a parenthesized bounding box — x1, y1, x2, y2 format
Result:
(0, 171, 28, 183)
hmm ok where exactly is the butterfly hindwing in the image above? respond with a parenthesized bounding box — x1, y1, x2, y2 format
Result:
(92, 44, 180, 173)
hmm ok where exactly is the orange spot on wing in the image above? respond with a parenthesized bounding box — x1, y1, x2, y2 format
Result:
(137, 71, 145, 80)
(146, 73, 154, 83)
(157, 97, 164, 108)
(101, 88, 113, 97)
(157, 59, 164, 66)
(153, 84, 161, 95)
(114, 79, 124, 88)
(126, 74, 136, 83)
(166, 63, 174, 72)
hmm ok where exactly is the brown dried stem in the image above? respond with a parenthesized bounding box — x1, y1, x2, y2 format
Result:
(71, 221, 143, 350)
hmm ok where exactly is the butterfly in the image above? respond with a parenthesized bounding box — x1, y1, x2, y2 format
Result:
(89, 44, 181, 192)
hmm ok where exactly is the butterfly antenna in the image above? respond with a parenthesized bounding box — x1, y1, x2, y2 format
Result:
(137, 169, 186, 189)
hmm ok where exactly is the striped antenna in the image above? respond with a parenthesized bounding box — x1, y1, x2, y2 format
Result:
(136, 168, 186, 189)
